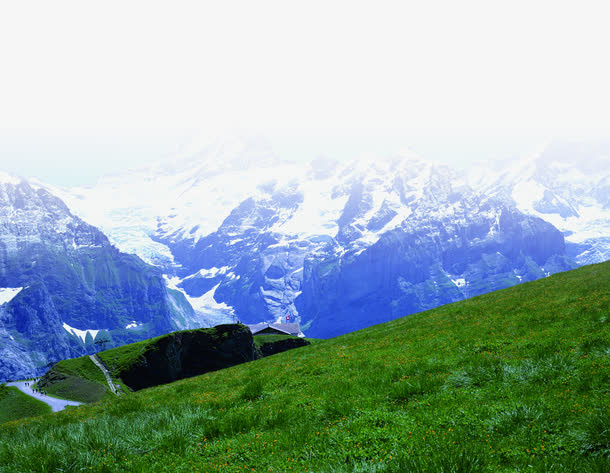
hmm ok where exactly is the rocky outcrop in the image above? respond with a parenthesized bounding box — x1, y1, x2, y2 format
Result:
(113, 324, 255, 391)
(255, 336, 310, 358)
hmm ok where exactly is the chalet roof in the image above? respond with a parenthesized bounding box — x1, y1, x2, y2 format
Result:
(246, 322, 303, 337)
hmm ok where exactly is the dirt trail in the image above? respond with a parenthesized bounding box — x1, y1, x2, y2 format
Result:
(89, 355, 121, 395)
(6, 380, 82, 413)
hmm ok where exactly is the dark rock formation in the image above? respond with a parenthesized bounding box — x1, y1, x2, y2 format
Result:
(255, 336, 310, 358)
(115, 324, 255, 391)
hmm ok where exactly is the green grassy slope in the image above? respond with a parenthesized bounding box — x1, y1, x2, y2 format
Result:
(38, 356, 112, 403)
(0, 385, 52, 423)
(0, 262, 608, 472)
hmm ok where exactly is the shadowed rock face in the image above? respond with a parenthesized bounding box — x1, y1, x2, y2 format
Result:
(297, 205, 574, 338)
(256, 337, 310, 358)
(117, 324, 256, 391)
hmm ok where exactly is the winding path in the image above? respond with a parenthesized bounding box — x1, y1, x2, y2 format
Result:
(89, 355, 121, 396)
(6, 380, 82, 413)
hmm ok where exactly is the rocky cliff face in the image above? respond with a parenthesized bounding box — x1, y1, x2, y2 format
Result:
(36, 325, 311, 396)
(297, 205, 570, 337)
(0, 175, 194, 382)
(470, 141, 610, 265)
(103, 324, 255, 391)
(255, 336, 310, 358)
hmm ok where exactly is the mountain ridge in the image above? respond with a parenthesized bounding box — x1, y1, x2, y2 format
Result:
(36, 137, 608, 338)
(0, 176, 203, 381)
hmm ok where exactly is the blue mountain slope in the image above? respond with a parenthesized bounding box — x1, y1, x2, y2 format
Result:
(0, 176, 194, 381)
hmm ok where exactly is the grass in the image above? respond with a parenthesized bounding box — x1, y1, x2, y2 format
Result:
(0, 261, 608, 472)
(38, 355, 112, 403)
(0, 385, 51, 423)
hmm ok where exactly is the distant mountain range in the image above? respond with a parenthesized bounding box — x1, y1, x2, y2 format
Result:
(1, 137, 607, 379)
(45, 137, 609, 337)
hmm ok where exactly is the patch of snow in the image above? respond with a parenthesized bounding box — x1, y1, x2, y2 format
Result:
(125, 321, 141, 329)
(196, 266, 231, 278)
(0, 287, 23, 304)
(163, 274, 182, 290)
(267, 238, 292, 249)
(186, 284, 235, 314)
(519, 200, 610, 243)
(71, 240, 102, 250)
(164, 275, 235, 318)
(451, 278, 466, 288)
(271, 172, 349, 239)
(511, 180, 546, 214)
(62, 322, 102, 343)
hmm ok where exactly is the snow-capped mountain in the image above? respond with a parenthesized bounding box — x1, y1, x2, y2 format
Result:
(471, 140, 610, 265)
(45, 135, 607, 338)
(0, 173, 197, 381)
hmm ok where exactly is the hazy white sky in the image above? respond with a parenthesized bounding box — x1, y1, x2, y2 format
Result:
(1, 0, 608, 184)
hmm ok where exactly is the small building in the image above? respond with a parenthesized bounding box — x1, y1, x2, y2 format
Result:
(247, 322, 304, 338)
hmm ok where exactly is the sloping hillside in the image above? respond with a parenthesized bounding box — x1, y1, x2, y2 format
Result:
(36, 325, 310, 401)
(0, 262, 608, 472)
(0, 385, 51, 423)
